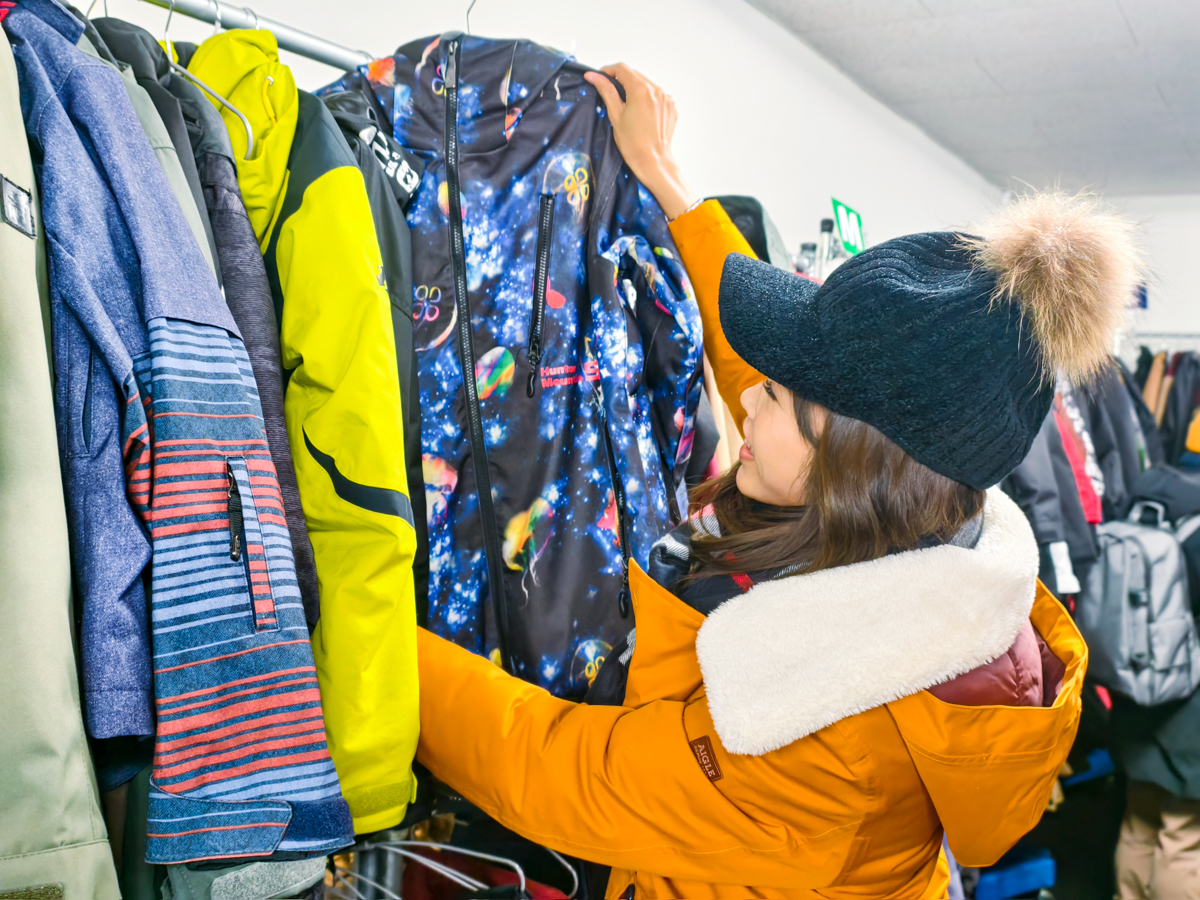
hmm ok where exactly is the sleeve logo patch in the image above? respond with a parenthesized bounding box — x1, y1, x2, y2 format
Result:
(689, 734, 723, 782)
(2, 175, 35, 239)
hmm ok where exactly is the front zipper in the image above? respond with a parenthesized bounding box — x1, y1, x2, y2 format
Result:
(445, 37, 513, 668)
(585, 123, 636, 620)
(527, 193, 556, 397)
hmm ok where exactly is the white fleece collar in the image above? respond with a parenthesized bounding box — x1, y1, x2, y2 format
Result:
(694, 488, 1038, 756)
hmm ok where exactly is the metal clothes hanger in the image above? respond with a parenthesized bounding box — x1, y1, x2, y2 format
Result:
(364, 838, 580, 899)
(327, 836, 580, 900)
(546, 848, 581, 898)
(361, 839, 534, 897)
(329, 844, 489, 898)
(331, 863, 403, 900)
(364, 845, 490, 892)
(161, 0, 255, 161)
(466, 0, 478, 34)
(85, 0, 109, 16)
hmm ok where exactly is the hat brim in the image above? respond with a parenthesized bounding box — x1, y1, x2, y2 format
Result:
(718, 252, 827, 399)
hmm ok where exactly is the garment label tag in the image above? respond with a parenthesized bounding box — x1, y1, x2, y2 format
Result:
(2, 175, 35, 238)
(690, 734, 724, 782)
(358, 126, 425, 208)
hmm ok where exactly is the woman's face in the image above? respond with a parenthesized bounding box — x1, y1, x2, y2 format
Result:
(736, 379, 825, 507)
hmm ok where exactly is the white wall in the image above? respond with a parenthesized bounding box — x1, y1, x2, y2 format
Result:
(101, 0, 1000, 251)
(1106, 194, 1200, 340)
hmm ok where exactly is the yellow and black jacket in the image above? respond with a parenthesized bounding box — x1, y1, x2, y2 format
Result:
(190, 30, 418, 834)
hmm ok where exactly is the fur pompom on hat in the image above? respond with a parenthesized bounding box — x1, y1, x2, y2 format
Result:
(718, 191, 1141, 490)
(966, 191, 1141, 383)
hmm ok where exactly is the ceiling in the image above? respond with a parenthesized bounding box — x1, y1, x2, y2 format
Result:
(747, 0, 1200, 195)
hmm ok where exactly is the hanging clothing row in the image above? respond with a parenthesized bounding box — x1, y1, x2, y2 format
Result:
(998, 346, 1200, 896)
(1001, 357, 1161, 598)
(1134, 346, 1200, 470)
(1, 2, 710, 896)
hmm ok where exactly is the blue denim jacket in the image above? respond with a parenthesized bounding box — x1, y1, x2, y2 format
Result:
(6, 0, 353, 861)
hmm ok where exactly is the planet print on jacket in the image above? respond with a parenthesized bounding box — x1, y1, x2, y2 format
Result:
(475, 346, 515, 401)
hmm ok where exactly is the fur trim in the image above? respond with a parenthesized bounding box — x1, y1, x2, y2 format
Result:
(965, 192, 1142, 382)
(694, 488, 1038, 756)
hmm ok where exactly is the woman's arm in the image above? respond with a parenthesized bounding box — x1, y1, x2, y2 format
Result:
(668, 202, 765, 437)
(585, 66, 764, 437)
(416, 627, 858, 888)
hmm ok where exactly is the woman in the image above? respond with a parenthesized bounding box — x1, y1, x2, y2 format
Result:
(413, 65, 1140, 898)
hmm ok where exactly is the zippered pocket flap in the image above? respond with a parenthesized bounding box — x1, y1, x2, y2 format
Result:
(597, 409, 632, 619)
(226, 457, 280, 633)
(527, 193, 557, 397)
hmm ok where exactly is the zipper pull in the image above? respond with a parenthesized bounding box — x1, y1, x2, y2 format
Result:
(227, 467, 243, 562)
(618, 562, 631, 618)
(445, 41, 458, 89)
(527, 346, 540, 397)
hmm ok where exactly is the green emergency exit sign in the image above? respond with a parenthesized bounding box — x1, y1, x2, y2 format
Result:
(832, 198, 865, 255)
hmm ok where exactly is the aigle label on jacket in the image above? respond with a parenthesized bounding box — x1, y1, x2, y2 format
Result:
(832, 198, 864, 255)
(690, 735, 724, 782)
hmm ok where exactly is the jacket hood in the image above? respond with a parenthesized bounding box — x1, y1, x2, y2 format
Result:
(374, 34, 573, 155)
(695, 487, 1040, 755)
(188, 29, 297, 246)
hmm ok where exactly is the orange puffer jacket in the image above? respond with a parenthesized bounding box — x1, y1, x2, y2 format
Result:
(414, 201, 1086, 898)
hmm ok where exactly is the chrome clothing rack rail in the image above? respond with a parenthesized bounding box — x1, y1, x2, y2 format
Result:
(137, 0, 374, 71)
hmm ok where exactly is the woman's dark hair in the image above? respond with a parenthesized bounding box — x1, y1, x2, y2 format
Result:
(684, 392, 986, 582)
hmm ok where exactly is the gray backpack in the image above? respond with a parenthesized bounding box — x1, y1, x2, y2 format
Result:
(1077, 501, 1200, 706)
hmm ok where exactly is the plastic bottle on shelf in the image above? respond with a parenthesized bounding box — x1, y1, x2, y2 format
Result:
(816, 219, 835, 280)
(794, 242, 818, 276)
(817, 218, 853, 280)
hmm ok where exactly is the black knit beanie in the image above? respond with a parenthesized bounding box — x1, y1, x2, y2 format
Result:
(718, 193, 1141, 490)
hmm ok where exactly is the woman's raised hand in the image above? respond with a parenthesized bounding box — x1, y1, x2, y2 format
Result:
(584, 64, 698, 220)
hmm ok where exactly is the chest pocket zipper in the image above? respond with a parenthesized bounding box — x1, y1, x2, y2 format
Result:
(226, 457, 279, 632)
(527, 193, 557, 397)
(227, 466, 244, 562)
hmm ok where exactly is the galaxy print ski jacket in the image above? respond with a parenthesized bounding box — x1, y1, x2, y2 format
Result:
(321, 33, 704, 698)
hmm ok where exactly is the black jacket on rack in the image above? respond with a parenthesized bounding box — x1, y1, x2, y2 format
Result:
(1135, 346, 1155, 390)
(1002, 411, 1098, 593)
(322, 87, 431, 621)
(1002, 415, 1066, 592)
(1162, 352, 1200, 465)
(1117, 356, 1165, 468)
(1080, 362, 1145, 521)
